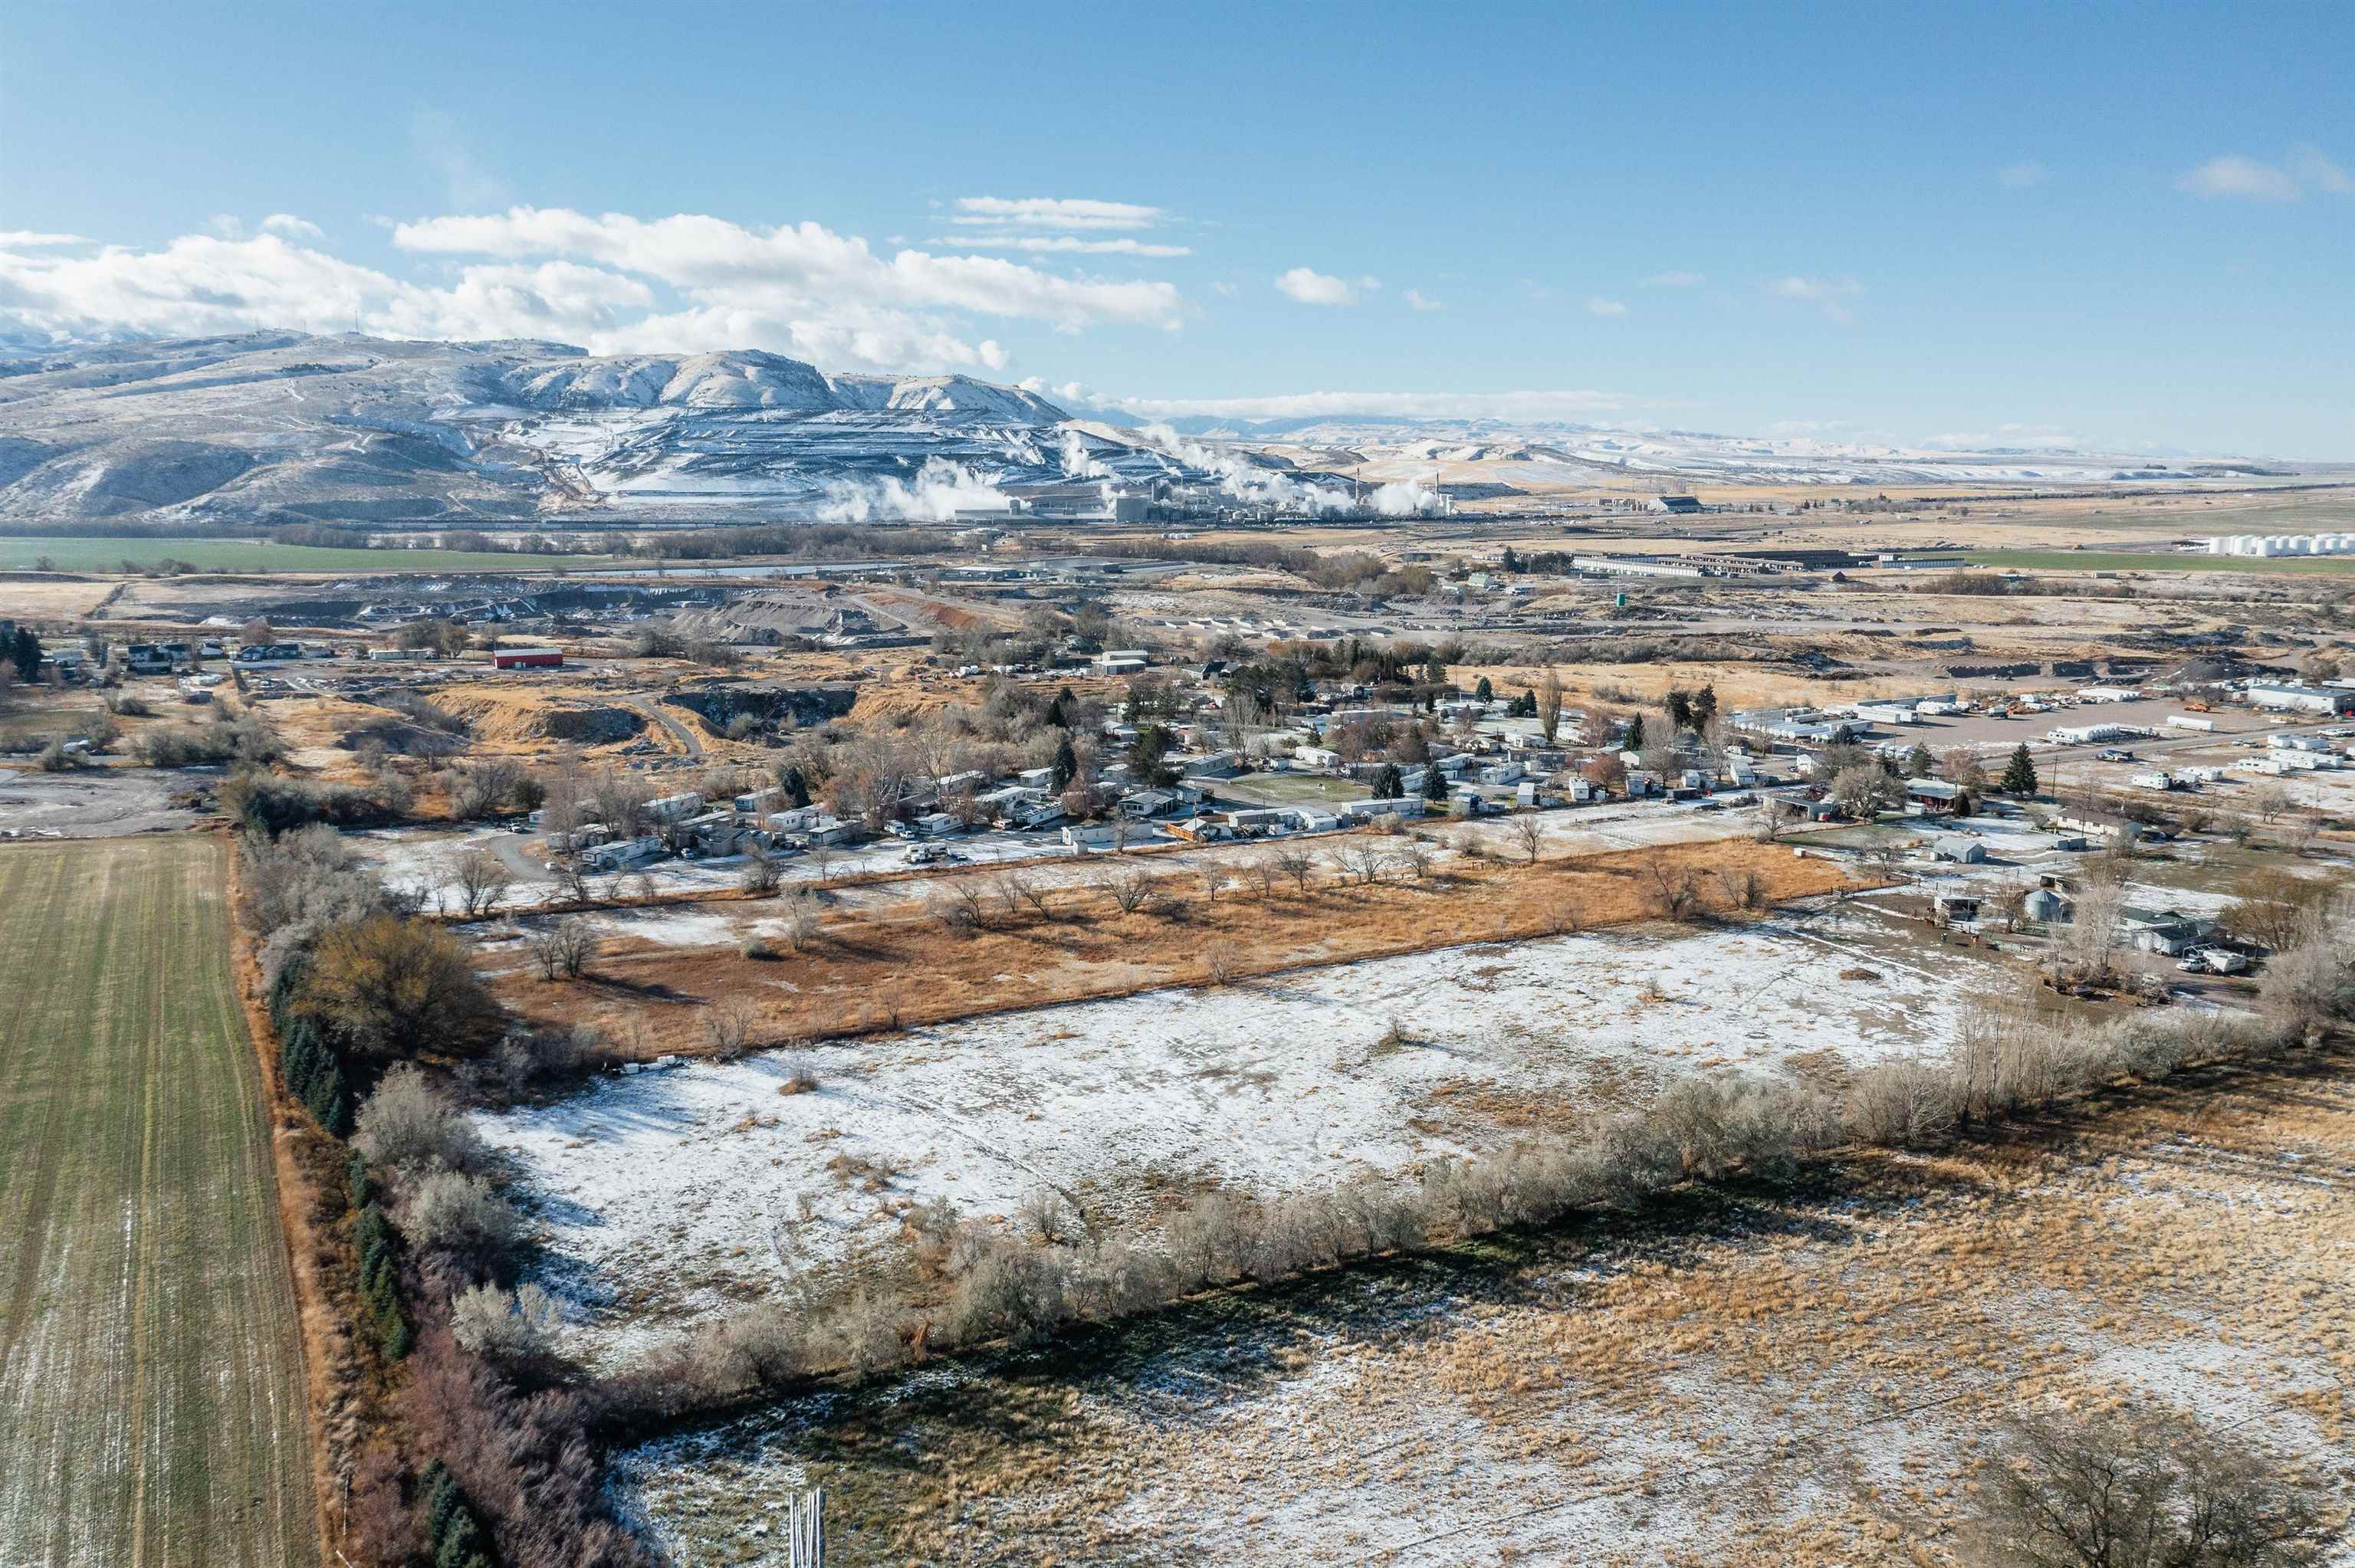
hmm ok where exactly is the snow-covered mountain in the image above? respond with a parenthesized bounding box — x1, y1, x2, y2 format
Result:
(0, 333, 1177, 525)
(0, 332, 2312, 528)
(1131, 415, 2289, 490)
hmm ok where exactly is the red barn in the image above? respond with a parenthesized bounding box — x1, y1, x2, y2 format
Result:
(491, 648, 563, 671)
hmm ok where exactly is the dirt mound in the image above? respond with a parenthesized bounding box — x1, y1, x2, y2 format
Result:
(437, 691, 644, 746)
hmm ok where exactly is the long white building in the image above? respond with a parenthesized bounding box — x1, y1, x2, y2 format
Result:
(2205, 532, 2355, 557)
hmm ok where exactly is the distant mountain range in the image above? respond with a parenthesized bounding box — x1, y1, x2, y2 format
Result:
(0, 332, 1186, 526)
(0, 332, 2321, 528)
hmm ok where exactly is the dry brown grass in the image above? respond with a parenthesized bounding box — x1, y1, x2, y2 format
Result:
(742, 1051, 2355, 1566)
(225, 838, 367, 1560)
(492, 838, 1861, 1057)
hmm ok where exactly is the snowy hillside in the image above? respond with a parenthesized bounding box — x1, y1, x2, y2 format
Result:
(0, 332, 2305, 527)
(0, 333, 1132, 525)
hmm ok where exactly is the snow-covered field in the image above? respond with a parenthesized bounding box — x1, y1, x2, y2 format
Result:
(481, 908, 1979, 1365)
(607, 1062, 2355, 1568)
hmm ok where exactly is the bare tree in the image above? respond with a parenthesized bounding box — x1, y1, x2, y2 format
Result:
(1394, 838, 1435, 880)
(1241, 855, 1282, 901)
(1646, 858, 1701, 921)
(1537, 667, 1565, 745)
(1714, 867, 1767, 911)
(739, 842, 781, 895)
(455, 849, 513, 919)
(993, 871, 1044, 920)
(806, 842, 839, 883)
(1336, 841, 1391, 885)
(2054, 877, 2127, 984)
(550, 852, 594, 907)
(1829, 763, 1895, 821)
(701, 994, 760, 1057)
(1508, 813, 1545, 865)
(1969, 1409, 2329, 1568)
(2279, 812, 2321, 858)
(778, 897, 822, 953)
(928, 877, 989, 933)
(1274, 847, 1317, 897)
(528, 916, 599, 980)
(1101, 864, 1155, 914)
(2246, 781, 2293, 825)
(1204, 940, 1243, 986)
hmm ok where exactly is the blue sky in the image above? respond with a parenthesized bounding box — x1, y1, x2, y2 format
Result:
(2, 0, 2350, 455)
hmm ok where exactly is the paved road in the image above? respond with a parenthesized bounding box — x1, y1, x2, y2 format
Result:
(624, 698, 706, 759)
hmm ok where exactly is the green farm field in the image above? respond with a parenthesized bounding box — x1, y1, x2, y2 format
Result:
(1958, 547, 2355, 575)
(0, 534, 612, 574)
(0, 836, 317, 1568)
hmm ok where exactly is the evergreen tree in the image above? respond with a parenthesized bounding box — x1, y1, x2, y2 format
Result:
(1693, 684, 1718, 727)
(1374, 763, 1404, 800)
(346, 1151, 375, 1210)
(1473, 675, 1493, 703)
(279, 1019, 323, 1102)
(1906, 743, 1935, 779)
(1625, 714, 1646, 752)
(1127, 723, 1177, 788)
(1422, 763, 1450, 803)
(1667, 690, 1693, 732)
(777, 766, 810, 811)
(10, 627, 39, 684)
(433, 1511, 481, 1568)
(2001, 743, 2038, 797)
(1045, 686, 1074, 729)
(423, 1465, 461, 1549)
(1050, 733, 1078, 792)
(266, 953, 311, 1036)
(303, 1053, 346, 1130)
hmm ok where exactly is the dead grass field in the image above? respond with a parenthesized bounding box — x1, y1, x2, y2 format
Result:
(615, 1049, 2355, 1566)
(0, 837, 317, 1568)
(490, 838, 1860, 1056)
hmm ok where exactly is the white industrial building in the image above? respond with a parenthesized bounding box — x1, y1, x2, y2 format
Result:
(2246, 682, 2353, 715)
(2205, 532, 2355, 557)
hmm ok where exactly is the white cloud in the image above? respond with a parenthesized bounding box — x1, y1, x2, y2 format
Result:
(0, 231, 88, 248)
(260, 213, 324, 241)
(1102, 388, 1634, 422)
(1275, 267, 1371, 306)
(0, 205, 1189, 376)
(2291, 143, 2353, 195)
(1996, 161, 2048, 189)
(392, 207, 1181, 333)
(2176, 154, 2300, 201)
(1404, 288, 1444, 311)
(1641, 269, 1705, 288)
(949, 197, 1165, 231)
(1585, 296, 1628, 317)
(1210, 280, 1237, 297)
(1769, 274, 1863, 324)
(944, 235, 1191, 257)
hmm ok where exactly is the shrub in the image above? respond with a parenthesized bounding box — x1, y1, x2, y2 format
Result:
(304, 915, 504, 1061)
(450, 1280, 563, 1364)
(353, 1065, 491, 1176)
(449, 759, 529, 822)
(398, 1170, 522, 1262)
(1844, 1057, 1962, 1149)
